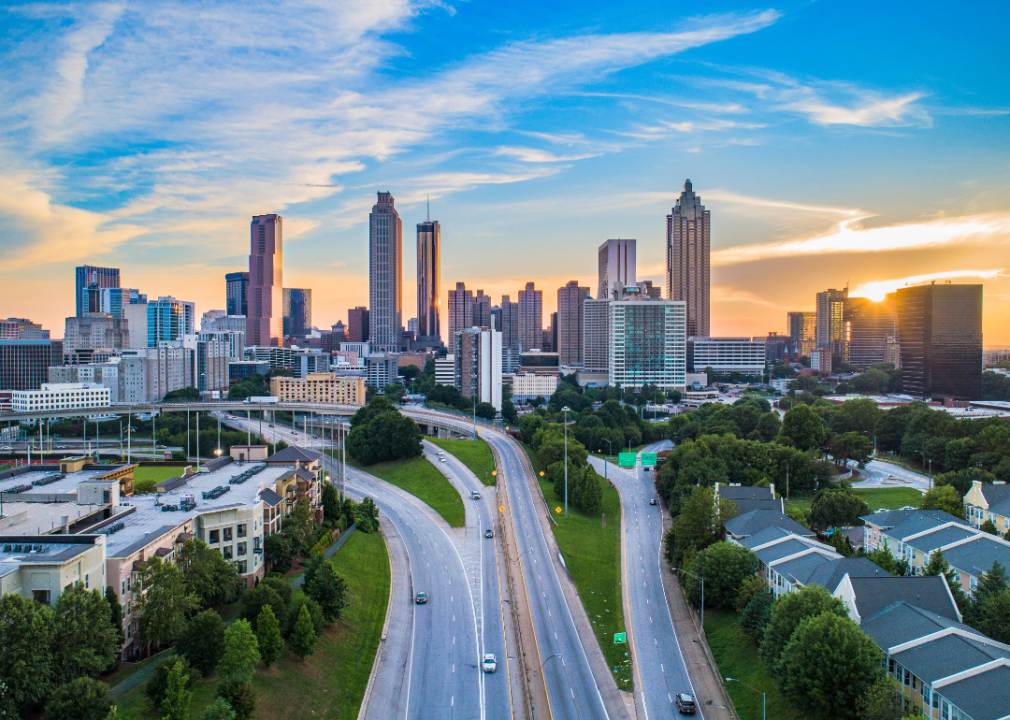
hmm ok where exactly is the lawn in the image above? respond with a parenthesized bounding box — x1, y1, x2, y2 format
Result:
(786, 486, 923, 514)
(704, 610, 809, 720)
(132, 465, 185, 494)
(349, 454, 465, 527)
(521, 443, 631, 690)
(114, 531, 391, 719)
(428, 436, 497, 485)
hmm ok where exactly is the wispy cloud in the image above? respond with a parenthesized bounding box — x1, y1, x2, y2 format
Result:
(850, 270, 1006, 301)
(494, 146, 601, 162)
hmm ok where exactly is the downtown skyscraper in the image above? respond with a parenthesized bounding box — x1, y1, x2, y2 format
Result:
(598, 239, 636, 299)
(666, 180, 710, 338)
(557, 280, 589, 365)
(369, 192, 402, 352)
(75, 265, 120, 317)
(247, 214, 283, 347)
(416, 216, 440, 345)
(517, 282, 542, 351)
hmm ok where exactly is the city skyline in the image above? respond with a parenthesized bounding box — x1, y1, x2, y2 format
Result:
(2, 3, 1009, 343)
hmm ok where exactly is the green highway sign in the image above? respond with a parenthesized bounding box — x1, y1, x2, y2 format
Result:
(641, 453, 658, 467)
(614, 632, 627, 644)
(618, 453, 637, 467)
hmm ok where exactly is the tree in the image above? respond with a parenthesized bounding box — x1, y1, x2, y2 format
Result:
(383, 383, 406, 403)
(683, 541, 759, 610)
(43, 677, 112, 720)
(807, 489, 870, 532)
(475, 402, 497, 420)
(501, 399, 518, 425)
(201, 697, 237, 720)
(736, 575, 769, 612)
(856, 676, 906, 720)
(779, 404, 827, 452)
(739, 590, 774, 636)
(0, 593, 54, 713)
(785, 504, 809, 528)
(831, 432, 873, 467)
(304, 557, 349, 622)
(354, 496, 380, 532)
(240, 583, 288, 632)
(137, 557, 199, 651)
(160, 660, 192, 720)
(346, 399, 422, 464)
(104, 587, 125, 671)
(290, 603, 318, 661)
(178, 538, 242, 607)
(920, 485, 964, 518)
(663, 486, 738, 566)
(175, 610, 226, 677)
(163, 387, 201, 402)
(975, 560, 1009, 602)
(256, 605, 284, 668)
(264, 531, 296, 567)
(321, 482, 340, 522)
(864, 545, 909, 577)
(286, 597, 326, 638)
(217, 677, 256, 720)
(52, 584, 120, 685)
(283, 496, 316, 552)
(217, 619, 261, 683)
(777, 613, 883, 720)
(971, 589, 1010, 643)
(145, 656, 196, 707)
(759, 585, 848, 680)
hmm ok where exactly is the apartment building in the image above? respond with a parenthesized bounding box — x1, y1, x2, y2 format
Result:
(964, 480, 1010, 534)
(12, 382, 111, 412)
(269, 372, 366, 406)
(0, 535, 107, 605)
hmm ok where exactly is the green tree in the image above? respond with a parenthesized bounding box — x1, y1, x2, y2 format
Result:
(160, 660, 192, 720)
(777, 613, 883, 720)
(285, 597, 326, 638)
(137, 557, 199, 651)
(831, 431, 873, 467)
(663, 486, 738, 566)
(44, 677, 112, 720)
(739, 590, 775, 636)
(785, 504, 809, 528)
(864, 545, 909, 577)
(759, 585, 848, 680)
(920, 485, 964, 518)
(290, 604, 318, 661)
(264, 531, 296, 566)
(304, 557, 349, 622)
(256, 605, 284, 668)
(735, 575, 769, 612)
(779, 404, 827, 452)
(240, 583, 288, 632)
(0, 593, 54, 713)
(52, 584, 120, 685)
(321, 482, 340, 522)
(217, 678, 255, 720)
(475, 402, 497, 420)
(217, 619, 261, 683)
(980, 518, 999, 535)
(178, 538, 242, 607)
(175, 610, 226, 677)
(346, 398, 423, 464)
(145, 657, 196, 707)
(201, 697, 237, 720)
(683, 541, 759, 610)
(104, 587, 125, 671)
(283, 496, 316, 552)
(354, 496, 380, 532)
(501, 399, 518, 425)
(807, 489, 871, 532)
(163, 387, 201, 402)
(383, 383, 406, 403)
(856, 676, 906, 720)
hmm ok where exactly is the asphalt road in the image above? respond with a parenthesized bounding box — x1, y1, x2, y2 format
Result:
(856, 459, 932, 491)
(590, 440, 702, 720)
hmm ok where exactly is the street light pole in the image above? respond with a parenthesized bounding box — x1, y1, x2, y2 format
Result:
(562, 406, 570, 517)
(602, 437, 612, 485)
(725, 677, 765, 720)
(672, 566, 705, 627)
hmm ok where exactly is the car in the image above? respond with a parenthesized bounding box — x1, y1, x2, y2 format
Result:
(649, 498, 657, 506)
(675, 693, 697, 714)
(439, 457, 446, 462)
(415, 591, 427, 604)
(482, 653, 497, 673)
(56, 445, 66, 449)
(485, 528, 494, 538)
(471, 491, 481, 500)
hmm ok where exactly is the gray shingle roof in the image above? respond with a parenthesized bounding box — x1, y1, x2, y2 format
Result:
(943, 535, 1010, 578)
(802, 557, 891, 593)
(716, 484, 782, 515)
(774, 552, 836, 585)
(888, 510, 969, 540)
(259, 488, 283, 506)
(724, 510, 811, 538)
(739, 525, 800, 550)
(756, 538, 833, 565)
(939, 664, 1010, 720)
(861, 601, 970, 649)
(977, 482, 1010, 518)
(849, 576, 958, 622)
(861, 507, 919, 529)
(905, 525, 979, 554)
(266, 447, 322, 464)
(893, 633, 1009, 686)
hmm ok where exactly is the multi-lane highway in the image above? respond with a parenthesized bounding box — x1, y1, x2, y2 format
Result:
(589, 440, 702, 720)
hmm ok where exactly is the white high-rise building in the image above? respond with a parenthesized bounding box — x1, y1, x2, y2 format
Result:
(369, 192, 402, 352)
(582, 298, 611, 374)
(454, 327, 503, 411)
(609, 282, 686, 391)
(598, 239, 636, 299)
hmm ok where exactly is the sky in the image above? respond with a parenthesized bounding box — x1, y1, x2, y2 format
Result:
(2, 0, 1009, 343)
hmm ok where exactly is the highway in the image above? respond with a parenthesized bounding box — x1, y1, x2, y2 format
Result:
(589, 440, 702, 720)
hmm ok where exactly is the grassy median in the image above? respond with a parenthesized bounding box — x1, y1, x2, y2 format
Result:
(349, 454, 465, 527)
(428, 437, 497, 486)
(786, 486, 923, 515)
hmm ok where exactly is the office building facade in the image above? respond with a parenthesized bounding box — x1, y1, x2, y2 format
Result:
(366, 353, 399, 389)
(368, 192, 402, 353)
(282, 288, 312, 338)
(13, 383, 111, 413)
(517, 282, 542, 351)
(598, 239, 636, 299)
(666, 180, 711, 338)
(63, 315, 130, 364)
(557, 281, 589, 366)
(147, 297, 195, 347)
(787, 311, 817, 358)
(498, 295, 521, 372)
(582, 298, 610, 374)
(226, 271, 249, 316)
(609, 282, 687, 391)
(347, 307, 369, 343)
(845, 294, 898, 368)
(75, 265, 120, 317)
(688, 337, 766, 376)
(0, 318, 46, 340)
(245, 346, 329, 378)
(0, 340, 63, 390)
(416, 220, 440, 345)
(247, 214, 283, 348)
(897, 284, 983, 401)
(48, 363, 121, 404)
(453, 327, 503, 411)
(270, 373, 366, 406)
(447, 282, 473, 337)
(816, 288, 848, 358)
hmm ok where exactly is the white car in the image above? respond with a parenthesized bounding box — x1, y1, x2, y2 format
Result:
(482, 653, 497, 673)
(439, 457, 446, 462)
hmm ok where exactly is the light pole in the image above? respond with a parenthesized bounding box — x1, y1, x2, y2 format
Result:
(562, 406, 570, 517)
(601, 437, 613, 485)
(672, 566, 705, 627)
(725, 677, 765, 720)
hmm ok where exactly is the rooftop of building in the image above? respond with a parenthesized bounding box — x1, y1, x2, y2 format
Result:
(848, 575, 958, 622)
(0, 535, 103, 579)
(724, 510, 808, 538)
(943, 534, 1010, 578)
(799, 556, 891, 592)
(904, 524, 979, 553)
(972, 481, 1010, 516)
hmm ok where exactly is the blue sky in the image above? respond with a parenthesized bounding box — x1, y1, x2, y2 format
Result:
(2, 0, 1009, 341)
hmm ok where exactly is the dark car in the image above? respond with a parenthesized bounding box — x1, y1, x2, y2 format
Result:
(485, 529, 494, 538)
(676, 693, 696, 714)
(415, 591, 427, 604)
(649, 498, 657, 506)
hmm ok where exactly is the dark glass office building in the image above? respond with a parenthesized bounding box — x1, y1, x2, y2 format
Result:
(0, 340, 63, 390)
(75, 265, 120, 317)
(282, 288, 312, 338)
(845, 294, 898, 368)
(897, 284, 982, 401)
(226, 271, 249, 316)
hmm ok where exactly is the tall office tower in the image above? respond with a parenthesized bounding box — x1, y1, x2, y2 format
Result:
(147, 296, 196, 347)
(81, 287, 146, 318)
(0, 339, 63, 390)
(557, 281, 589, 366)
(226, 272, 249, 316)
(787, 311, 817, 358)
(815, 288, 848, 358)
(368, 192, 402, 353)
(75, 265, 120, 317)
(416, 219, 440, 345)
(609, 282, 687, 391)
(453, 327, 503, 411)
(583, 299, 610, 374)
(541, 327, 553, 353)
(845, 294, 898, 368)
(347, 307, 369, 343)
(517, 282, 543, 351)
(448, 282, 474, 336)
(247, 214, 283, 347)
(283, 288, 312, 338)
(499, 295, 520, 372)
(897, 284, 982, 401)
(666, 180, 711, 337)
(598, 239, 636, 299)
(641, 280, 662, 299)
(474, 291, 492, 329)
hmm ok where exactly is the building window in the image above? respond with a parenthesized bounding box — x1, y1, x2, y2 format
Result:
(238, 542, 247, 556)
(224, 527, 233, 542)
(85, 574, 89, 589)
(209, 529, 220, 544)
(237, 523, 247, 538)
(223, 546, 233, 560)
(33, 589, 51, 605)
(238, 560, 247, 574)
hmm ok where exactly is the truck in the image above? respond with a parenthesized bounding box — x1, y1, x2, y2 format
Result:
(245, 396, 279, 404)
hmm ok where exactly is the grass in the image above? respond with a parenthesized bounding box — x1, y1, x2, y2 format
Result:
(348, 454, 465, 527)
(704, 609, 809, 720)
(428, 436, 497, 485)
(521, 443, 631, 690)
(114, 531, 391, 719)
(786, 486, 924, 514)
(132, 465, 185, 494)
